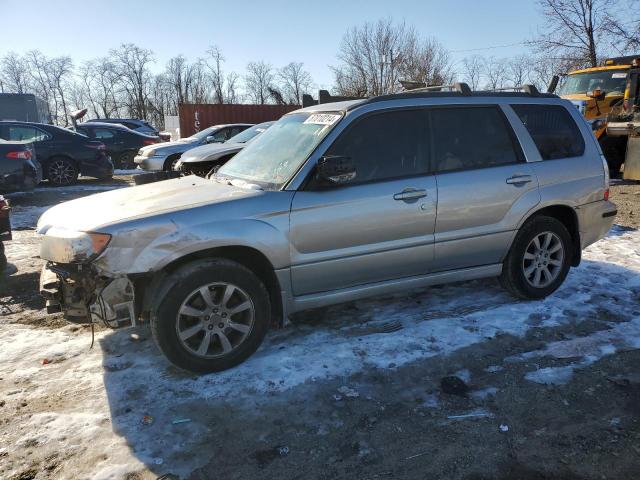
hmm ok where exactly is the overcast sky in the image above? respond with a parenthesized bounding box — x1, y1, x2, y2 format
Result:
(0, 0, 542, 89)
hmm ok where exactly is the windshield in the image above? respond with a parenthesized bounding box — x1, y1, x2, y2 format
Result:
(189, 126, 221, 141)
(218, 112, 341, 187)
(228, 122, 273, 144)
(558, 69, 628, 96)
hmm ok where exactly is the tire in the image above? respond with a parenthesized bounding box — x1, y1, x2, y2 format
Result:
(151, 259, 271, 373)
(119, 151, 136, 169)
(47, 157, 79, 186)
(499, 215, 572, 300)
(163, 155, 181, 172)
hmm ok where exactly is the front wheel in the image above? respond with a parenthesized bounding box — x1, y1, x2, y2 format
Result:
(500, 216, 572, 300)
(151, 259, 271, 373)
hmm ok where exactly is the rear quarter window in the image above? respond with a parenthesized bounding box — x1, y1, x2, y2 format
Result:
(511, 104, 585, 160)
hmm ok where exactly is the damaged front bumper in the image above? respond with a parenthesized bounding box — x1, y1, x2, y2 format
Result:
(40, 262, 136, 328)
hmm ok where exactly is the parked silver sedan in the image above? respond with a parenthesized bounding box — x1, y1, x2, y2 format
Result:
(134, 123, 252, 171)
(175, 122, 274, 177)
(38, 84, 617, 373)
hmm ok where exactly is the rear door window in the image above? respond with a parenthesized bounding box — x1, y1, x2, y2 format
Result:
(321, 108, 429, 184)
(3, 125, 49, 142)
(430, 107, 521, 173)
(511, 104, 585, 160)
(93, 128, 116, 140)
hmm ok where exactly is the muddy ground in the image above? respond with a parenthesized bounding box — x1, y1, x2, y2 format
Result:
(0, 175, 639, 480)
(609, 180, 640, 229)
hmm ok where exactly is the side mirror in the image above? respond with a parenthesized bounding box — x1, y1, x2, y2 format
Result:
(316, 155, 356, 185)
(587, 88, 605, 99)
(206, 135, 223, 144)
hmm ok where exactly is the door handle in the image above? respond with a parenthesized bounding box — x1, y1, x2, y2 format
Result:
(506, 175, 533, 185)
(393, 188, 428, 201)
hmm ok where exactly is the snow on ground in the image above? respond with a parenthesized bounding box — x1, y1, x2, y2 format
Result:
(114, 169, 144, 175)
(1, 215, 639, 478)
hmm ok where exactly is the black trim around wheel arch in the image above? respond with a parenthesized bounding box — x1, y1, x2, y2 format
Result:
(602, 210, 618, 218)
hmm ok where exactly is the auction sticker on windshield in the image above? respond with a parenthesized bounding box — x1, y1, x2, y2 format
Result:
(303, 113, 341, 126)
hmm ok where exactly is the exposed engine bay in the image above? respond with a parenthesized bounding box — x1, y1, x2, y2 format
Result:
(40, 262, 136, 328)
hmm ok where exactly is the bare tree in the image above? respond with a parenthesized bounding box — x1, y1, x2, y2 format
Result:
(483, 57, 508, 90)
(205, 46, 226, 104)
(603, 0, 640, 52)
(225, 72, 240, 103)
(47, 56, 73, 125)
(331, 18, 452, 96)
(531, 0, 617, 68)
(462, 56, 483, 90)
(245, 61, 274, 104)
(110, 43, 154, 119)
(278, 62, 313, 104)
(507, 54, 534, 87)
(0, 52, 29, 93)
(331, 18, 418, 96)
(400, 36, 453, 87)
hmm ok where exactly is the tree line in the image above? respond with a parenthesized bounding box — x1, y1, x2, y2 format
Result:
(0, 44, 313, 130)
(1, 0, 638, 130)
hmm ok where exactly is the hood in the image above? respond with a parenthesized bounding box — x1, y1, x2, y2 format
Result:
(139, 137, 200, 155)
(36, 175, 262, 232)
(179, 142, 245, 164)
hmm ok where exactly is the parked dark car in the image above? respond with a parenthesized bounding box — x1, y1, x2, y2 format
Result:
(75, 122, 160, 168)
(0, 121, 113, 185)
(88, 118, 159, 137)
(0, 140, 42, 192)
(0, 195, 10, 273)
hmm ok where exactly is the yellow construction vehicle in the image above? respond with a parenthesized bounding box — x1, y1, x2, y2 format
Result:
(606, 64, 640, 180)
(551, 55, 640, 176)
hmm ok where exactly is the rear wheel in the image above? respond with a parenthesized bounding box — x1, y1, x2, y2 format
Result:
(500, 216, 572, 300)
(151, 259, 271, 373)
(118, 151, 136, 169)
(47, 157, 78, 186)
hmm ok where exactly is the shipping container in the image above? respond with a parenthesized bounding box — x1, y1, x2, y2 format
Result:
(178, 104, 299, 138)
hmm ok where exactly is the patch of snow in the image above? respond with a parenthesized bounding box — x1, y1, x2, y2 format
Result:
(1, 227, 639, 478)
(114, 169, 144, 175)
(8, 205, 50, 229)
(525, 365, 578, 385)
(471, 386, 498, 400)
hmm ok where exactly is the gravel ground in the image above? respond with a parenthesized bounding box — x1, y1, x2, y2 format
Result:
(0, 174, 639, 480)
(610, 180, 640, 229)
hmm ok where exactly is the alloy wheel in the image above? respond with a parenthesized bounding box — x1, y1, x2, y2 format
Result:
(175, 282, 255, 358)
(49, 160, 76, 185)
(522, 231, 564, 288)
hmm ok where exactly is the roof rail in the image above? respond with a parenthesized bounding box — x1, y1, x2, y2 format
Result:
(402, 82, 472, 96)
(302, 89, 364, 107)
(486, 84, 540, 96)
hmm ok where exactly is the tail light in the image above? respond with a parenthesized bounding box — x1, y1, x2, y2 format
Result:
(0, 197, 10, 219)
(6, 150, 32, 160)
(143, 139, 157, 145)
(600, 154, 610, 200)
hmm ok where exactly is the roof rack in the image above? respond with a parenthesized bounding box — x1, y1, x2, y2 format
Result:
(400, 82, 472, 95)
(485, 84, 540, 96)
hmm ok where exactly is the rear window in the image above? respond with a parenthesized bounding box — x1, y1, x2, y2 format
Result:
(430, 106, 521, 173)
(512, 105, 585, 160)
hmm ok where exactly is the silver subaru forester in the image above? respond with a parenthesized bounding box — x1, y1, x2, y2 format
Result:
(38, 84, 617, 373)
